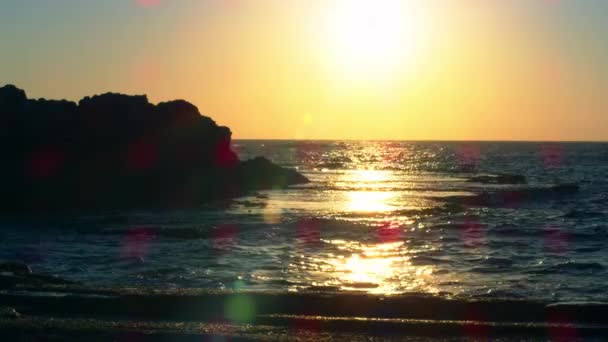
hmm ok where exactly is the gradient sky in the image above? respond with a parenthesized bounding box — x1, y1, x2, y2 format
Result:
(1, 0, 607, 141)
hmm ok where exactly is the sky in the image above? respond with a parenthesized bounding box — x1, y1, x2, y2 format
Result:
(1, 0, 607, 141)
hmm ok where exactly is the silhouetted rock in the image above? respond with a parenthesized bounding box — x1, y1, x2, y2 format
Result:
(0, 84, 26, 108)
(237, 157, 309, 190)
(441, 183, 579, 207)
(0, 85, 308, 212)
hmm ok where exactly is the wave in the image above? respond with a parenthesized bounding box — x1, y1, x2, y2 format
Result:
(479, 257, 514, 267)
(4, 285, 608, 328)
(135, 267, 189, 279)
(439, 183, 580, 207)
(563, 210, 605, 219)
(431, 222, 486, 231)
(103, 226, 213, 240)
(410, 256, 450, 266)
(470, 266, 517, 274)
(286, 184, 469, 193)
(466, 173, 527, 185)
(530, 261, 605, 275)
(574, 246, 604, 253)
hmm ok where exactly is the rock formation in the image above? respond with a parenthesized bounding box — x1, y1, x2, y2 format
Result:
(0, 85, 308, 212)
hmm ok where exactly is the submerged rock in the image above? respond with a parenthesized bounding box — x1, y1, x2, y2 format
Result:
(442, 183, 580, 207)
(0, 85, 308, 212)
(237, 156, 309, 190)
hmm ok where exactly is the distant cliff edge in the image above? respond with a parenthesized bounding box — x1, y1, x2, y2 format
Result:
(0, 85, 308, 212)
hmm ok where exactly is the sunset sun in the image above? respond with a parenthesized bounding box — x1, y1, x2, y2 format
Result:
(325, 0, 423, 78)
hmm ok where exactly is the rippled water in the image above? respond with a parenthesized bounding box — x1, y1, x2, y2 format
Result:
(1, 141, 607, 301)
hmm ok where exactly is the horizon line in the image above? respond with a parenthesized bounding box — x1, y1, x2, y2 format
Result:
(233, 138, 608, 143)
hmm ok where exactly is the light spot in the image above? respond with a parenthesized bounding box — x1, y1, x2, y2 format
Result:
(297, 219, 321, 247)
(135, 0, 161, 8)
(213, 224, 238, 253)
(28, 146, 66, 179)
(122, 227, 155, 261)
(262, 205, 283, 224)
(301, 113, 313, 125)
(377, 221, 402, 243)
(126, 140, 158, 171)
(224, 294, 255, 323)
(540, 144, 563, 169)
(461, 220, 486, 248)
(544, 225, 569, 255)
(131, 59, 162, 89)
(457, 144, 480, 171)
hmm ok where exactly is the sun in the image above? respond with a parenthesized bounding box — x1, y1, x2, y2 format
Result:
(324, 0, 423, 79)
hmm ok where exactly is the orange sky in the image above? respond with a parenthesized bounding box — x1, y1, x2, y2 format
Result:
(1, 0, 607, 141)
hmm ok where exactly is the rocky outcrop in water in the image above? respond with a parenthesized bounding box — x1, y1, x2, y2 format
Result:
(442, 183, 579, 207)
(0, 85, 308, 212)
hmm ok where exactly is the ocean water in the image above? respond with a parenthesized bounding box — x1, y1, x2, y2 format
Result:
(1, 141, 607, 302)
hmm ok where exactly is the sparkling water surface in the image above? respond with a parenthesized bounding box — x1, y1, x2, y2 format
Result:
(1, 141, 607, 301)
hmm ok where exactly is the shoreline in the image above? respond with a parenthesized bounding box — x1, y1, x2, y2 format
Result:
(2, 284, 607, 340)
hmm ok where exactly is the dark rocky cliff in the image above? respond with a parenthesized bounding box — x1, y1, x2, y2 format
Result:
(0, 85, 308, 212)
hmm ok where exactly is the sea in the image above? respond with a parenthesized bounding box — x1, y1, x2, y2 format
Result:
(1, 141, 607, 302)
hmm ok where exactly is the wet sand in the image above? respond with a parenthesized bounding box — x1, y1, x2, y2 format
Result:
(1, 284, 607, 340)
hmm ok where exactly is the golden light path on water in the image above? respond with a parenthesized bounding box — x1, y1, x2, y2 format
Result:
(346, 170, 397, 213)
(291, 169, 444, 295)
(347, 191, 394, 212)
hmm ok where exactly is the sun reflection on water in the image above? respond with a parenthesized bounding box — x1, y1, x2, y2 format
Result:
(287, 168, 444, 295)
(327, 240, 436, 294)
(292, 238, 440, 295)
(344, 169, 397, 213)
(353, 169, 386, 183)
(347, 191, 394, 212)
